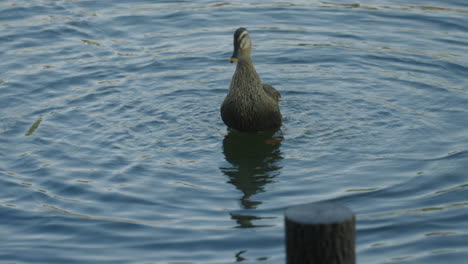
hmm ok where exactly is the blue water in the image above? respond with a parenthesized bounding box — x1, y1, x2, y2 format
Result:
(1, 0, 468, 263)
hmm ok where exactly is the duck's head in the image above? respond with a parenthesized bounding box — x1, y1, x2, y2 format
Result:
(230, 27, 252, 63)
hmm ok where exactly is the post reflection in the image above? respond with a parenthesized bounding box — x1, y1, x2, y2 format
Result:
(220, 130, 283, 228)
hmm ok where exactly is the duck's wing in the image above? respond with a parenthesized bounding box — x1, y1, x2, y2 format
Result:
(262, 83, 281, 102)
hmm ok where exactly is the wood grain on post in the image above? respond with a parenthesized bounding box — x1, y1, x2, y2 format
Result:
(285, 202, 356, 264)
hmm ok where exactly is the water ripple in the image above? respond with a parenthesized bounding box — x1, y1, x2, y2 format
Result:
(1, 0, 468, 263)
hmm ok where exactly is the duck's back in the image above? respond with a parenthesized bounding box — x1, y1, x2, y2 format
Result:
(221, 80, 282, 132)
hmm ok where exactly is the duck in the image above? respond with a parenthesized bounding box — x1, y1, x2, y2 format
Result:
(221, 27, 282, 132)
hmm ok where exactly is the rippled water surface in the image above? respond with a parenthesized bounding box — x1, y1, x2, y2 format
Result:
(1, 0, 468, 263)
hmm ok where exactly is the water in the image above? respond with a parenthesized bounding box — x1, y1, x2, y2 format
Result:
(1, 0, 468, 263)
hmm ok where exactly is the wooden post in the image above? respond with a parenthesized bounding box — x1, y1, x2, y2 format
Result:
(285, 202, 356, 264)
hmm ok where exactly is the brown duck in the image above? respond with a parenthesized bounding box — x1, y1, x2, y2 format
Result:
(221, 28, 282, 132)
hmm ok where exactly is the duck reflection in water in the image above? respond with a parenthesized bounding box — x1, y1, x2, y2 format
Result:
(220, 130, 283, 227)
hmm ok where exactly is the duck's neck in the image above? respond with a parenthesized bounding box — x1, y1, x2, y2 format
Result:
(233, 56, 262, 89)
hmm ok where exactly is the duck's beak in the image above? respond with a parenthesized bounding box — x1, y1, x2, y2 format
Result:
(230, 50, 239, 63)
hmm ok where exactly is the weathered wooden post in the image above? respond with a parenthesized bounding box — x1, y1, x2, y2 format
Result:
(285, 202, 356, 264)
